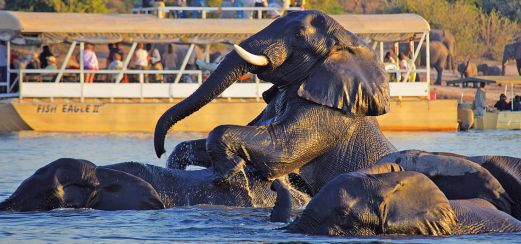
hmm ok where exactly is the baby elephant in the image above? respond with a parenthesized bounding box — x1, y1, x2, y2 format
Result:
(477, 63, 502, 76)
(457, 60, 478, 78)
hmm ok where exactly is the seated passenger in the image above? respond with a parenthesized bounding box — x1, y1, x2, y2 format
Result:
(108, 53, 127, 83)
(513, 95, 521, 111)
(494, 94, 511, 111)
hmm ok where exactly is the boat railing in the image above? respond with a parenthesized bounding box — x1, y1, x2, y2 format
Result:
(131, 6, 303, 19)
(16, 68, 272, 102)
(14, 67, 430, 102)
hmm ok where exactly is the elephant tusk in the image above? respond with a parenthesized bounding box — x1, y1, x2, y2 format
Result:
(233, 44, 269, 66)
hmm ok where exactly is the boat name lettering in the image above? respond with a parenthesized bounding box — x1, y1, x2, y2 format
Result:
(36, 105, 57, 113)
(62, 104, 101, 113)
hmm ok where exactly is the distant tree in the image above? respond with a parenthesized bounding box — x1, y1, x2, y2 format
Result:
(306, 0, 344, 15)
(106, 0, 137, 13)
(5, 0, 108, 13)
(477, 0, 521, 23)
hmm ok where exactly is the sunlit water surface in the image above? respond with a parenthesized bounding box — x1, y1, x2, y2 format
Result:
(1, 130, 520, 243)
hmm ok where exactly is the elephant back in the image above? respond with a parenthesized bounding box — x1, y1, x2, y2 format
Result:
(299, 116, 396, 194)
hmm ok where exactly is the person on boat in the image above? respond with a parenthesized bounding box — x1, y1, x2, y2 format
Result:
(147, 43, 163, 83)
(133, 43, 149, 82)
(107, 43, 124, 68)
(494, 94, 511, 111)
(220, 0, 235, 18)
(473, 82, 486, 116)
(39, 45, 54, 69)
(83, 43, 99, 83)
(398, 53, 408, 82)
(108, 53, 126, 83)
(513, 95, 521, 111)
(42, 56, 57, 82)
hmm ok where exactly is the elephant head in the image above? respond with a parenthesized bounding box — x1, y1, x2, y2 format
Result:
(285, 171, 456, 236)
(0, 158, 165, 211)
(154, 10, 389, 157)
(502, 41, 521, 75)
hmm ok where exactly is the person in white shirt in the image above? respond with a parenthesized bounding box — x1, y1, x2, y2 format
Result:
(147, 43, 163, 83)
(108, 53, 124, 82)
(133, 43, 149, 82)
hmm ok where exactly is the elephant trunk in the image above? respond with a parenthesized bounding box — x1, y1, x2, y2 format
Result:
(154, 51, 253, 157)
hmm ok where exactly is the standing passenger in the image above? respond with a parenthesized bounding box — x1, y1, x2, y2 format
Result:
(163, 44, 178, 83)
(39, 45, 54, 69)
(83, 43, 99, 83)
(398, 53, 408, 82)
(107, 43, 124, 68)
(133, 43, 149, 82)
(473, 82, 486, 117)
(234, 0, 246, 18)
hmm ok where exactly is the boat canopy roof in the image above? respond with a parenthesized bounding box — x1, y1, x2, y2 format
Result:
(0, 11, 430, 45)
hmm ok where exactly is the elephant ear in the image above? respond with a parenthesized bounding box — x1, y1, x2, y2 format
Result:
(378, 172, 457, 235)
(86, 167, 165, 210)
(298, 48, 390, 116)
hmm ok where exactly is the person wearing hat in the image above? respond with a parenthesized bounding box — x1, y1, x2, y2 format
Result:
(42, 56, 57, 82)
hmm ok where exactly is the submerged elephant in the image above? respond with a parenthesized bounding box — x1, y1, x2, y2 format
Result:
(502, 40, 521, 75)
(155, 10, 394, 193)
(271, 160, 521, 236)
(0, 158, 310, 211)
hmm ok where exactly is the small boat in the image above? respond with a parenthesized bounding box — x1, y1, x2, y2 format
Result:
(449, 76, 521, 130)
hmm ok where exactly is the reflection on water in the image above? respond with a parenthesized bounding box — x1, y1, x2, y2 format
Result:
(0, 130, 520, 242)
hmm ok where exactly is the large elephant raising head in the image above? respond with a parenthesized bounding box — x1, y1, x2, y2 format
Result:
(502, 41, 521, 75)
(155, 10, 393, 192)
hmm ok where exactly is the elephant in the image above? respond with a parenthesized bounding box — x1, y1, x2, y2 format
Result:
(270, 162, 521, 236)
(376, 150, 521, 220)
(502, 41, 521, 75)
(155, 10, 395, 194)
(430, 29, 456, 72)
(477, 63, 502, 76)
(0, 158, 310, 211)
(457, 60, 478, 78)
(420, 41, 449, 85)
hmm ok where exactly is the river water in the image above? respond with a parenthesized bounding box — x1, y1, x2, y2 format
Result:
(0, 130, 520, 243)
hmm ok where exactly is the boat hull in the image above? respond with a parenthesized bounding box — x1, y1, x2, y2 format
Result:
(1, 99, 458, 132)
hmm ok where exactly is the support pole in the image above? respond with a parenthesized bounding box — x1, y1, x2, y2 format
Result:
(6, 40, 10, 91)
(426, 32, 430, 85)
(512, 83, 514, 111)
(55, 41, 76, 83)
(116, 42, 137, 83)
(80, 42, 85, 102)
(173, 44, 195, 84)
(379, 41, 384, 62)
(204, 44, 210, 62)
